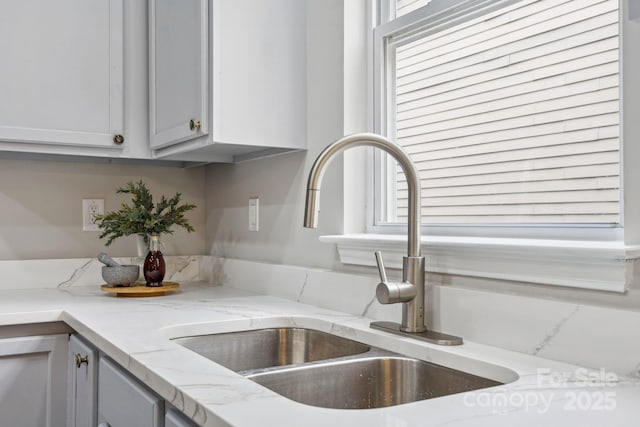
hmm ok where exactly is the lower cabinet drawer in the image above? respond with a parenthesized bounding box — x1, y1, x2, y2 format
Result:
(98, 357, 164, 427)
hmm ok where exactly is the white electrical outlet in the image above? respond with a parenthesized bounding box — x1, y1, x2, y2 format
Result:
(249, 197, 259, 231)
(82, 199, 104, 231)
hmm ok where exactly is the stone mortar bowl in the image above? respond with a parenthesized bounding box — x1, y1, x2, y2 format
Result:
(102, 265, 140, 287)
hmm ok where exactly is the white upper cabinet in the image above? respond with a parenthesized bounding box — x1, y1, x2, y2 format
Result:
(150, 0, 307, 162)
(149, 0, 208, 150)
(0, 0, 125, 154)
(0, 0, 306, 163)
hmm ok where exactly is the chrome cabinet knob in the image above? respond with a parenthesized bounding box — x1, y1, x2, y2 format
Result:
(113, 134, 125, 145)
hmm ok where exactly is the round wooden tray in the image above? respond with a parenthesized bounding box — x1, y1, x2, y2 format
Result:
(100, 282, 179, 297)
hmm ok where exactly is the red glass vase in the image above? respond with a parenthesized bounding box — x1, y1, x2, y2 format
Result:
(143, 234, 165, 287)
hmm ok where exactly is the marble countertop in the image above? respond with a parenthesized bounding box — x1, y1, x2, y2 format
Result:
(1, 282, 639, 426)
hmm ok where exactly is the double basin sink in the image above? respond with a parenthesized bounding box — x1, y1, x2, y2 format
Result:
(172, 327, 503, 410)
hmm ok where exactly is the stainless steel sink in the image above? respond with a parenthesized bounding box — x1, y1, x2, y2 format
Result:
(247, 356, 501, 409)
(172, 327, 370, 372)
(172, 326, 507, 409)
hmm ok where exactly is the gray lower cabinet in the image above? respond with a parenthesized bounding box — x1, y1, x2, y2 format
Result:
(66, 334, 198, 427)
(67, 334, 98, 427)
(0, 334, 68, 427)
(166, 408, 198, 427)
(98, 357, 164, 427)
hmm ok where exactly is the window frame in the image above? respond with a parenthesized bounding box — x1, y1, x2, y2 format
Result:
(370, 0, 623, 239)
(323, 0, 640, 293)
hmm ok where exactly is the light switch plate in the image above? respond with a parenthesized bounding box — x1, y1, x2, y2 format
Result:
(249, 197, 259, 231)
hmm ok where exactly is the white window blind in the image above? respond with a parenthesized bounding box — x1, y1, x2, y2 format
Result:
(396, 0, 431, 17)
(388, 0, 620, 224)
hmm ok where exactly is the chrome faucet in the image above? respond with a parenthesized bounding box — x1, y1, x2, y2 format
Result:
(304, 133, 462, 345)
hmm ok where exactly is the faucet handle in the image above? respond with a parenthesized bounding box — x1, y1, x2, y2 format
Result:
(374, 251, 417, 304)
(374, 251, 388, 283)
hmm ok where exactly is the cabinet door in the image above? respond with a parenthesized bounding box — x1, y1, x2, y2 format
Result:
(166, 409, 198, 427)
(0, 0, 124, 149)
(212, 0, 306, 149)
(149, 0, 208, 150)
(0, 334, 68, 427)
(67, 335, 98, 427)
(98, 357, 164, 427)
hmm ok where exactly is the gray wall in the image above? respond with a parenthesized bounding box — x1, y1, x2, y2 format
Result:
(205, 0, 349, 270)
(0, 158, 206, 259)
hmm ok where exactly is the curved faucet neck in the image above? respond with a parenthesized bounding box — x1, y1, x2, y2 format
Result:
(304, 133, 421, 257)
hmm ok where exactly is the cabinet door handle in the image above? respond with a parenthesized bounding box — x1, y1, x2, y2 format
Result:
(75, 353, 89, 368)
(189, 119, 201, 131)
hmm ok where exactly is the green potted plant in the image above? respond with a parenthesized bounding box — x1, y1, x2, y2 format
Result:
(95, 180, 196, 245)
(94, 180, 196, 286)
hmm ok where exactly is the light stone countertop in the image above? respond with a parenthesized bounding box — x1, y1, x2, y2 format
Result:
(1, 282, 639, 427)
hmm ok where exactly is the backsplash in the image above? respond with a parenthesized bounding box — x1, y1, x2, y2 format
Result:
(3, 255, 640, 378)
(0, 256, 206, 289)
(210, 256, 640, 379)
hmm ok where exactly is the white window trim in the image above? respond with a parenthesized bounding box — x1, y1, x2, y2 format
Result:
(321, 233, 640, 292)
(319, 0, 640, 293)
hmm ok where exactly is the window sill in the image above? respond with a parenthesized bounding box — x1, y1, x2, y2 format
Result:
(319, 234, 640, 293)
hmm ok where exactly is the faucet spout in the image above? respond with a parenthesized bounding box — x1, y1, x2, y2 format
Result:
(303, 133, 421, 257)
(303, 189, 321, 229)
